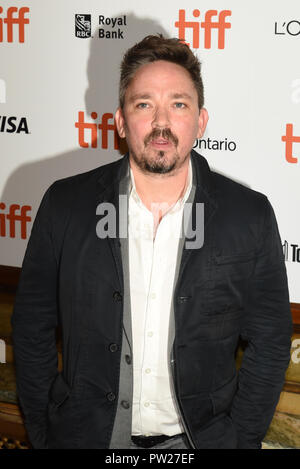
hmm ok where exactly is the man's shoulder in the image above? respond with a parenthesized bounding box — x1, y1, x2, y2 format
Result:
(211, 169, 270, 223)
(47, 156, 124, 202)
(51, 157, 122, 189)
(192, 152, 269, 213)
(212, 170, 266, 200)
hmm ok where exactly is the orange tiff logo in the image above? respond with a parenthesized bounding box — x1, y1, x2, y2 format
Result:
(0, 203, 31, 239)
(175, 9, 231, 49)
(282, 123, 300, 163)
(75, 111, 119, 149)
(0, 6, 29, 43)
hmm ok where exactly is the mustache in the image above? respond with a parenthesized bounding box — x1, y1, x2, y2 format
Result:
(144, 128, 179, 147)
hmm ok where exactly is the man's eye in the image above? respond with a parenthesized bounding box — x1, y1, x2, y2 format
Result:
(174, 102, 186, 108)
(137, 103, 149, 109)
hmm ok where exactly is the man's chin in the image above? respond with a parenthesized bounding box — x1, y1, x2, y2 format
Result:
(130, 148, 181, 174)
(144, 162, 175, 174)
(143, 153, 177, 174)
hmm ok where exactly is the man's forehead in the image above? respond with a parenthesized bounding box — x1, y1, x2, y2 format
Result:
(123, 60, 199, 106)
(130, 60, 193, 82)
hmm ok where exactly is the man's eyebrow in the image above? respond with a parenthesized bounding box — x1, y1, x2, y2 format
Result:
(129, 93, 152, 102)
(128, 92, 194, 103)
(171, 93, 193, 100)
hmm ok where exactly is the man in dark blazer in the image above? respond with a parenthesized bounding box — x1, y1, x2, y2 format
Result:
(11, 35, 292, 449)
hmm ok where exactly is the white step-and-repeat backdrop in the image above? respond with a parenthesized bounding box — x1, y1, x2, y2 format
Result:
(0, 0, 299, 301)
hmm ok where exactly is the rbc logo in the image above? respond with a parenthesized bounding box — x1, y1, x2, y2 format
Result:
(0, 6, 30, 43)
(75, 14, 91, 38)
(175, 9, 231, 49)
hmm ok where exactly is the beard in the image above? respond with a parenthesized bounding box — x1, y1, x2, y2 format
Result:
(128, 127, 184, 174)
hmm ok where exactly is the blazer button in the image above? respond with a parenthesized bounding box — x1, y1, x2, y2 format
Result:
(121, 400, 130, 409)
(106, 392, 116, 402)
(109, 343, 118, 353)
(178, 296, 190, 303)
(125, 354, 132, 364)
(113, 291, 122, 302)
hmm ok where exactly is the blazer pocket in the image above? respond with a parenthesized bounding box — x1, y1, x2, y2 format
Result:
(49, 372, 71, 408)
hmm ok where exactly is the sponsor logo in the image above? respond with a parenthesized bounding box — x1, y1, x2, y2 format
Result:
(193, 137, 236, 151)
(275, 20, 300, 36)
(0, 203, 31, 239)
(291, 79, 300, 104)
(282, 123, 300, 163)
(75, 14, 127, 39)
(0, 115, 29, 133)
(0, 6, 29, 43)
(175, 9, 231, 49)
(75, 111, 119, 149)
(75, 14, 91, 38)
(282, 240, 300, 262)
(99, 15, 127, 39)
(0, 86, 30, 133)
(0, 78, 5, 103)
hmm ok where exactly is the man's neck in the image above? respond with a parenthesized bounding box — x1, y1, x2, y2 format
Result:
(129, 155, 191, 214)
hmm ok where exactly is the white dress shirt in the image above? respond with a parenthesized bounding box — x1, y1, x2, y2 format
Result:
(128, 158, 193, 436)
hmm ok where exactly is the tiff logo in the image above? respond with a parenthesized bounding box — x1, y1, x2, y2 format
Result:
(0, 203, 31, 239)
(175, 9, 231, 49)
(282, 123, 300, 163)
(75, 111, 119, 149)
(0, 6, 30, 43)
(0, 78, 5, 103)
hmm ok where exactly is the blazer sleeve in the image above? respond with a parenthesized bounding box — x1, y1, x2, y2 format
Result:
(11, 184, 59, 449)
(230, 197, 293, 449)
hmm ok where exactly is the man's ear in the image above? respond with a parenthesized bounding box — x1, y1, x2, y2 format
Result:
(196, 107, 209, 139)
(115, 107, 126, 138)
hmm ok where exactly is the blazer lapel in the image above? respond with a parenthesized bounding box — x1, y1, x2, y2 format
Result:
(168, 150, 219, 359)
(95, 153, 132, 346)
(95, 154, 130, 289)
(175, 150, 218, 294)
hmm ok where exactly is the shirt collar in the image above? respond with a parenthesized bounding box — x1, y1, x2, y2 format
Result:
(129, 157, 193, 214)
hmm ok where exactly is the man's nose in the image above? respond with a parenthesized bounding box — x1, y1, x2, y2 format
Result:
(151, 106, 170, 129)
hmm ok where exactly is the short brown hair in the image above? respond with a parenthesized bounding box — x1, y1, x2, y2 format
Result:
(119, 34, 204, 110)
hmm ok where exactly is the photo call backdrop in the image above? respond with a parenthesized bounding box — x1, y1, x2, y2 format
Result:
(0, 0, 299, 303)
